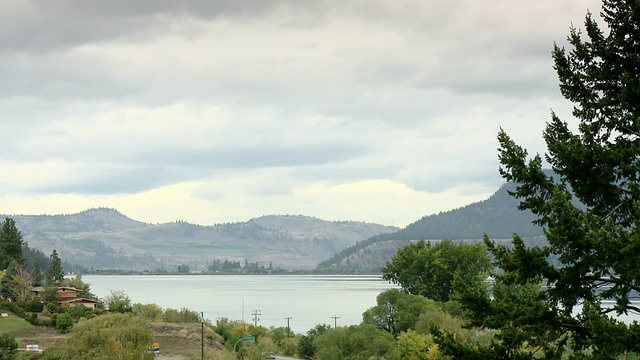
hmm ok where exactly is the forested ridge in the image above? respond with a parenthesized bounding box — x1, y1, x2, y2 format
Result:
(317, 179, 546, 271)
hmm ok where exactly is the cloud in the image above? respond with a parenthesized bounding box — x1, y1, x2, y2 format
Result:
(0, 0, 603, 227)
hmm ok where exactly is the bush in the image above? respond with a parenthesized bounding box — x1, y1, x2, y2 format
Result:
(0, 301, 10, 311)
(26, 312, 38, 325)
(162, 307, 201, 323)
(11, 304, 26, 318)
(45, 303, 57, 314)
(15, 300, 45, 313)
(55, 313, 74, 333)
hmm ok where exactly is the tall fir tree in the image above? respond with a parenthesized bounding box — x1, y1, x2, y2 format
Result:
(435, 0, 640, 358)
(46, 250, 64, 284)
(32, 261, 42, 287)
(0, 260, 18, 301)
(0, 218, 24, 270)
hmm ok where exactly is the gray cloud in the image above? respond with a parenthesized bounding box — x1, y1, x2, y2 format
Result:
(0, 0, 604, 226)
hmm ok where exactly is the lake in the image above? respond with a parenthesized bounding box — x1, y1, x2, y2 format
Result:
(83, 275, 397, 334)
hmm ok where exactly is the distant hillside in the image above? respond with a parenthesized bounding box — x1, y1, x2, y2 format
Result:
(378, 182, 541, 241)
(317, 182, 545, 272)
(5, 208, 398, 271)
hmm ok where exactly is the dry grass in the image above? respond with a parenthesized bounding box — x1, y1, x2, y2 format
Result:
(149, 322, 225, 359)
(1, 312, 227, 359)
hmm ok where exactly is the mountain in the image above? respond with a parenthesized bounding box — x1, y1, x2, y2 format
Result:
(317, 182, 546, 272)
(5, 208, 398, 271)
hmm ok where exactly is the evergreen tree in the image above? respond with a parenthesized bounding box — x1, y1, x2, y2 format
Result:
(0, 334, 19, 360)
(436, 1, 640, 358)
(46, 250, 64, 284)
(32, 261, 42, 287)
(0, 217, 24, 270)
(0, 260, 18, 301)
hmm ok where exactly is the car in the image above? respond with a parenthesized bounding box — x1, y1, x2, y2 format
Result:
(268, 354, 276, 360)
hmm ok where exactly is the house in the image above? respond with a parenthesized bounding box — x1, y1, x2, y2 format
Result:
(32, 284, 98, 308)
(61, 298, 99, 309)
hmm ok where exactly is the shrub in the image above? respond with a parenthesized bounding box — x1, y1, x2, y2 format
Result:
(55, 313, 74, 333)
(19, 300, 45, 313)
(162, 307, 201, 323)
(26, 312, 38, 325)
(10, 304, 26, 318)
(45, 303, 57, 314)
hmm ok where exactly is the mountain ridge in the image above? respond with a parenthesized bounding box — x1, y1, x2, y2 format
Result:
(4, 209, 398, 271)
(316, 181, 545, 272)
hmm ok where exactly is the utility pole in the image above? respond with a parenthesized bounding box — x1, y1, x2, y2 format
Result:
(251, 310, 261, 327)
(201, 312, 204, 360)
(331, 316, 340, 329)
(284, 317, 293, 338)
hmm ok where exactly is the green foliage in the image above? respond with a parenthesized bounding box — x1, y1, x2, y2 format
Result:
(313, 323, 399, 360)
(382, 239, 492, 302)
(44, 303, 57, 314)
(0, 218, 24, 271)
(10, 304, 25, 319)
(55, 313, 74, 333)
(16, 300, 44, 313)
(45, 250, 63, 285)
(435, 1, 640, 358)
(31, 262, 42, 287)
(0, 334, 18, 360)
(298, 324, 330, 359)
(63, 313, 153, 360)
(0, 261, 18, 301)
(162, 307, 200, 323)
(397, 330, 447, 360)
(363, 289, 439, 337)
(104, 290, 132, 313)
(132, 303, 163, 321)
(40, 286, 59, 305)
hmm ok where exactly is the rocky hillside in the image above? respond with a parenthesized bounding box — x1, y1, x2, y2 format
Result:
(5, 208, 398, 271)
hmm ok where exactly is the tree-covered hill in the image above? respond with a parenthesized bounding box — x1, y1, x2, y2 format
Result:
(377, 181, 542, 242)
(317, 180, 546, 272)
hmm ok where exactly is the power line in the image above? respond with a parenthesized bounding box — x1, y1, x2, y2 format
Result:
(251, 309, 261, 327)
(285, 317, 293, 337)
(331, 315, 340, 329)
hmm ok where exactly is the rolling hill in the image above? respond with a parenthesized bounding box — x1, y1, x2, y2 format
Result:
(5, 208, 398, 271)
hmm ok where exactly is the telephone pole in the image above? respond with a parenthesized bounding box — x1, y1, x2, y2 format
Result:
(200, 312, 204, 360)
(251, 310, 261, 327)
(331, 316, 340, 329)
(284, 317, 293, 337)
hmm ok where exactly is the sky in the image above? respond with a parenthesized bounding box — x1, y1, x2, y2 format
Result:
(0, 0, 603, 227)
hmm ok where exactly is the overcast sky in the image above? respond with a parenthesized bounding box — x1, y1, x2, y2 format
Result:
(1, 0, 602, 227)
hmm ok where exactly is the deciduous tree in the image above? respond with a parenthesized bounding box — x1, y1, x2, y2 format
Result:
(362, 289, 438, 337)
(11, 264, 34, 302)
(382, 239, 491, 303)
(64, 313, 153, 360)
(104, 290, 132, 313)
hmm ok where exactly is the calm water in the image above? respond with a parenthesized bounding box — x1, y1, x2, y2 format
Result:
(83, 275, 396, 334)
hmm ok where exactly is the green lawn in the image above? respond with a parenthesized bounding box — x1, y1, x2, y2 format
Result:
(0, 312, 34, 336)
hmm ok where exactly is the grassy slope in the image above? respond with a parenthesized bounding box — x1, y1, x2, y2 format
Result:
(1, 311, 225, 359)
(0, 312, 66, 350)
